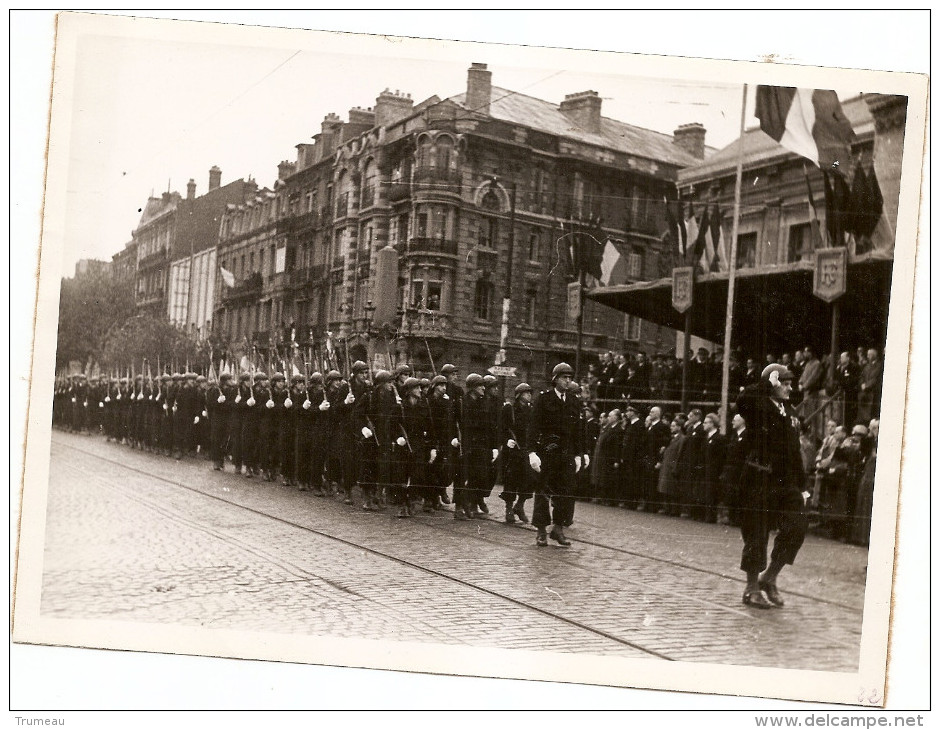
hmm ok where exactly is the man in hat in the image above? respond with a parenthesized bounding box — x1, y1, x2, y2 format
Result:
(239, 372, 261, 476)
(229, 373, 250, 474)
(499, 382, 534, 524)
(360, 370, 397, 510)
(398, 377, 430, 516)
(255, 372, 276, 481)
(193, 375, 210, 458)
(308, 371, 331, 496)
(477, 374, 501, 513)
(528, 363, 584, 546)
(324, 369, 352, 499)
(208, 373, 236, 471)
(620, 402, 648, 510)
(441, 363, 464, 503)
(644, 405, 671, 513)
(155, 374, 173, 456)
(735, 363, 808, 609)
(173, 372, 199, 460)
(350, 360, 377, 507)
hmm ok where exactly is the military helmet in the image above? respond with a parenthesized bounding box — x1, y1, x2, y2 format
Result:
(393, 363, 412, 378)
(373, 370, 393, 386)
(551, 362, 575, 381)
(514, 382, 532, 396)
(466, 373, 484, 389)
(309, 372, 324, 385)
(326, 369, 343, 382)
(402, 377, 423, 393)
(196, 375, 207, 383)
(440, 363, 457, 375)
(253, 372, 269, 383)
(483, 374, 498, 387)
(134, 374, 143, 381)
(239, 372, 251, 382)
(271, 372, 286, 382)
(420, 377, 430, 387)
(290, 373, 305, 384)
(159, 374, 171, 383)
(351, 360, 369, 374)
(430, 375, 447, 388)
(220, 373, 233, 382)
(186, 372, 198, 380)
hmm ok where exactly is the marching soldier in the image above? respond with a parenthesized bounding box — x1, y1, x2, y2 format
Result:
(280, 374, 305, 487)
(459, 373, 498, 520)
(130, 374, 144, 448)
(441, 364, 463, 509)
(350, 361, 376, 508)
(325, 369, 356, 501)
(240, 372, 264, 477)
(103, 376, 117, 441)
(173, 372, 198, 460)
(426, 375, 452, 508)
(499, 382, 534, 524)
(157, 374, 174, 455)
(528, 363, 585, 547)
(194, 375, 210, 458)
(208, 373, 236, 471)
(357, 370, 393, 511)
(308, 372, 331, 496)
(232, 373, 254, 476)
(118, 375, 132, 445)
(255, 372, 277, 481)
(398, 377, 431, 516)
(479, 374, 501, 514)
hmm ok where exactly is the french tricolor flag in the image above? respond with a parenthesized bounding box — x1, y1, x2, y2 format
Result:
(755, 86, 856, 170)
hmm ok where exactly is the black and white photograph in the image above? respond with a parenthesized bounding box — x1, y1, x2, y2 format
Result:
(11, 10, 929, 715)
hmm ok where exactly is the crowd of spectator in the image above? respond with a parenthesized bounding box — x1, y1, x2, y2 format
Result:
(573, 344, 884, 546)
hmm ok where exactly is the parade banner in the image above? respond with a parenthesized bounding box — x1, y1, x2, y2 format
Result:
(671, 266, 694, 313)
(813, 247, 848, 302)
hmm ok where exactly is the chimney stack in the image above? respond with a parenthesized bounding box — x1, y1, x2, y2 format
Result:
(466, 62, 492, 116)
(278, 160, 296, 180)
(559, 91, 602, 134)
(348, 106, 376, 128)
(673, 123, 707, 159)
(186, 179, 196, 200)
(208, 165, 222, 191)
(374, 88, 414, 127)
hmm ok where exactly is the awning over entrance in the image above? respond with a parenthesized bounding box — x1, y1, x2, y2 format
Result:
(586, 256, 893, 358)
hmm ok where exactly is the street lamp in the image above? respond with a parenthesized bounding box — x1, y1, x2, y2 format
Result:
(489, 175, 516, 398)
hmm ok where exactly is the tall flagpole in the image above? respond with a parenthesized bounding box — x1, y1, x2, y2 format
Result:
(720, 83, 749, 432)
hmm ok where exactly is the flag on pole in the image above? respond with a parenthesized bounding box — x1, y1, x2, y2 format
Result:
(803, 164, 827, 249)
(708, 205, 729, 273)
(664, 197, 687, 256)
(599, 238, 628, 286)
(220, 267, 236, 288)
(823, 170, 852, 247)
(685, 202, 700, 263)
(755, 86, 857, 170)
(848, 164, 884, 239)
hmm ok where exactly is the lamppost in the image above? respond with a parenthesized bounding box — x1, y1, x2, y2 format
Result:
(489, 175, 516, 398)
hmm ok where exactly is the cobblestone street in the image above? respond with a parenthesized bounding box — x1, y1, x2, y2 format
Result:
(40, 430, 869, 673)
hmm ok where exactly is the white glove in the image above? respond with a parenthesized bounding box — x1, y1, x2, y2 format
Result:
(492, 448, 499, 462)
(583, 454, 590, 468)
(234, 394, 241, 404)
(71, 397, 76, 403)
(266, 399, 275, 409)
(83, 401, 88, 408)
(163, 403, 168, 411)
(429, 449, 437, 463)
(202, 410, 207, 418)
(451, 437, 459, 448)
(574, 455, 583, 472)
(284, 397, 293, 408)
(194, 416, 200, 424)
(506, 439, 517, 449)
(302, 399, 311, 410)
(529, 452, 541, 473)
(442, 393, 450, 400)
(246, 397, 255, 407)
(396, 436, 406, 447)
(137, 392, 144, 401)
(318, 399, 330, 411)
(98, 402, 104, 408)
(104, 396, 111, 403)
(362, 427, 373, 439)
(116, 393, 121, 401)
(172, 405, 178, 413)
(801, 490, 812, 505)
(217, 394, 226, 404)
(344, 391, 355, 405)
(148, 395, 153, 401)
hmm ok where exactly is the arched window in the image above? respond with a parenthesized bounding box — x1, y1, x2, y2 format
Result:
(435, 136, 454, 170)
(362, 159, 377, 208)
(416, 136, 433, 169)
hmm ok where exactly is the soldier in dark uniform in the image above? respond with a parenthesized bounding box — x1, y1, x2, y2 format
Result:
(735, 364, 808, 609)
(700, 412, 727, 523)
(141, 376, 156, 451)
(528, 363, 584, 547)
(308, 372, 331, 496)
(71, 374, 90, 434)
(360, 370, 397, 511)
(459, 373, 497, 520)
(720, 411, 748, 526)
(644, 406, 671, 513)
(194, 375, 210, 458)
(324, 369, 354, 500)
(398, 377, 430, 517)
(425, 375, 452, 509)
(129, 374, 144, 448)
(102, 376, 117, 441)
(350, 361, 378, 509)
(478, 374, 501, 514)
(499, 382, 534, 524)
(173, 372, 198, 460)
(620, 403, 648, 509)
(239, 372, 262, 477)
(255, 372, 277, 481)
(156, 374, 173, 455)
(279, 374, 303, 486)
(118, 376, 133, 445)
(441, 363, 464, 506)
(208, 373, 235, 470)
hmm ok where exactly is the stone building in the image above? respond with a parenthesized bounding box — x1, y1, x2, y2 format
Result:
(212, 63, 708, 387)
(110, 240, 137, 282)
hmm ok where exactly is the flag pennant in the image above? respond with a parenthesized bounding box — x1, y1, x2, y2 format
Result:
(823, 170, 852, 247)
(664, 197, 687, 256)
(685, 202, 700, 263)
(599, 238, 628, 286)
(220, 266, 236, 288)
(849, 164, 884, 239)
(708, 205, 728, 273)
(755, 86, 857, 170)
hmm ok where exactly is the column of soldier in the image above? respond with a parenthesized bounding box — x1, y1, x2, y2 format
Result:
(51, 361, 559, 528)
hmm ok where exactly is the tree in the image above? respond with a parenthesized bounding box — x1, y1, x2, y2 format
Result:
(56, 271, 135, 371)
(100, 314, 212, 375)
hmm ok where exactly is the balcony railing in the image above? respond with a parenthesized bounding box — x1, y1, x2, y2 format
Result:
(400, 310, 451, 338)
(413, 167, 461, 190)
(222, 272, 263, 303)
(137, 247, 167, 269)
(403, 237, 458, 257)
(386, 179, 410, 203)
(276, 210, 318, 236)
